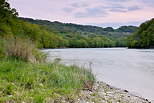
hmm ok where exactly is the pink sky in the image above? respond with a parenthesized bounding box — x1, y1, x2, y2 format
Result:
(9, 0, 154, 28)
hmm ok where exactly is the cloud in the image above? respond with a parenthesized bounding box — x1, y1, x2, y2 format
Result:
(110, 9, 127, 12)
(62, 7, 75, 13)
(71, 2, 89, 8)
(63, 1, 142, 18)
(75, 7, 108, 18)
(107, 0, 130, 2)
(128, 6, 141, 11)
(138, 0, 154, 6)
(105, 4, 126, 12)
(101, 3, 142, 12)
(109, 4, 125, 9)
(8, 0, 154, 28)
(66, 2, 142, 18)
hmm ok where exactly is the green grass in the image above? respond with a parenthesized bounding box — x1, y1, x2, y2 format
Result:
(0, 58, 95, 102)
(0, 36, 95, 102)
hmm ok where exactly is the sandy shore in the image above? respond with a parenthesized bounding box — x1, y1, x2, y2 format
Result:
(76, 82, 151, 103)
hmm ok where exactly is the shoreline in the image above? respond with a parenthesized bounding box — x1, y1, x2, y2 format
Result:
(77, 81, 151, 103)
(43, 49, 154, 102)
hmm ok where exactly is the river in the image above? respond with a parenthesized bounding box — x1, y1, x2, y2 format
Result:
(43, 48, 154, 101)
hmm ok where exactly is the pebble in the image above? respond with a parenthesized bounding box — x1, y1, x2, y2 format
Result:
(76, 82, 150, 103)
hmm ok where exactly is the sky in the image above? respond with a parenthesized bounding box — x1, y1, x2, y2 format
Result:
(8, 0, 154, 28)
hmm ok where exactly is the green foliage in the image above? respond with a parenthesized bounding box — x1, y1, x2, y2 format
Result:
(20, 17, 138, 47)
(20, 17, 137, 34)
(1, 1, 138, 48)
(0, 17, 68, 48)
(116, 26, 138, 33)
(127, 18, 154, 48)
(0, 1, 69, 49)
(0, 59, 95, 102)
(0, 0, 18, 24)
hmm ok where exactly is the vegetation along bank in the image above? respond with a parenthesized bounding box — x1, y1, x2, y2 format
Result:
(0, 0, 153, 102)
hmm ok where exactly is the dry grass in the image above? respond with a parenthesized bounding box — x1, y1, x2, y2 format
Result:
(3, 37, 46, 62)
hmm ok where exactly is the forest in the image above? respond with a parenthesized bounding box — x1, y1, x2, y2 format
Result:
(20, 17, 138, 48)
(127, 18, 154, 48)
(0, 0, 153, 49)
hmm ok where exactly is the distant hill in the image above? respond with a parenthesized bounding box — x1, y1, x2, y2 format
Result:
(0, 2, 68, 48)
(19, 17, 138, 47)
(127, 18, 154, 48)
(19, 17, 138, 35)
(0, 0, 139, 49)
(116, 26, 138, 33)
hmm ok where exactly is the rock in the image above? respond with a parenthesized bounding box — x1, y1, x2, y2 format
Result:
(76, 82, 150, 103)
(123, 90, 129, 92)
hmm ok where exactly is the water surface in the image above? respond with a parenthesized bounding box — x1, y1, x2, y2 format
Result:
(43, 48, 154, 101)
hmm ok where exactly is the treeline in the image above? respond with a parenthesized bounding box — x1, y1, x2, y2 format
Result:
(66, 34, 115, 48)
(0, 0, 138, 48)
(0, 1, 68, 48)
(20, 17, 138, 47)
(127, 18, 154, 48)
(0, 0, 115, 49)
(0, 19, 69, 48)
(1, 0, 154, 49)
(19, 17, 138, 34)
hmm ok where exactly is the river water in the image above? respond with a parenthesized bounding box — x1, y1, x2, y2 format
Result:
(43, 48, 154, 101)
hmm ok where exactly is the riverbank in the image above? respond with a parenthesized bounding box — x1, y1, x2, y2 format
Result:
(0, 60, 151, 103)
(0, 38, 152, 102)
(77, 82, 150, 103)
(45, 48, 154, 101)
(0, 37, 96, 102)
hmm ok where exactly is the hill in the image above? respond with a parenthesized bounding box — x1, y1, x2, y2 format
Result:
(0, 2, 68, 48)
(19, 17, 138, 47)
(127, 18, 154, 48)
(19, 17, 138, 34)
(0, 0, 138, 48)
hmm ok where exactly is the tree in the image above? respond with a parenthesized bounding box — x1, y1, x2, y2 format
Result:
(127, 18, 154, 48)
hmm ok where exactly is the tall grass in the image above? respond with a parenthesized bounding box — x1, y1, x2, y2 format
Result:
(3, 37, 46, 62)
(0, 38, 5, 59)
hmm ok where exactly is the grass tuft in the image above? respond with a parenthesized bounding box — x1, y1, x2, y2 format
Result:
(3, 37, 46, 62)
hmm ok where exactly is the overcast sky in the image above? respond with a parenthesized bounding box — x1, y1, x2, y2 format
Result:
(8, 0, 154, 28)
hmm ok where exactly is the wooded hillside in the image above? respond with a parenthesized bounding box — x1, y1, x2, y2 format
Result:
(127, 18, 154, 48)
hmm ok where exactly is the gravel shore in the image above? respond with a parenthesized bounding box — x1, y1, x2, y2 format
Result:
(76, 82, 151, 103)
